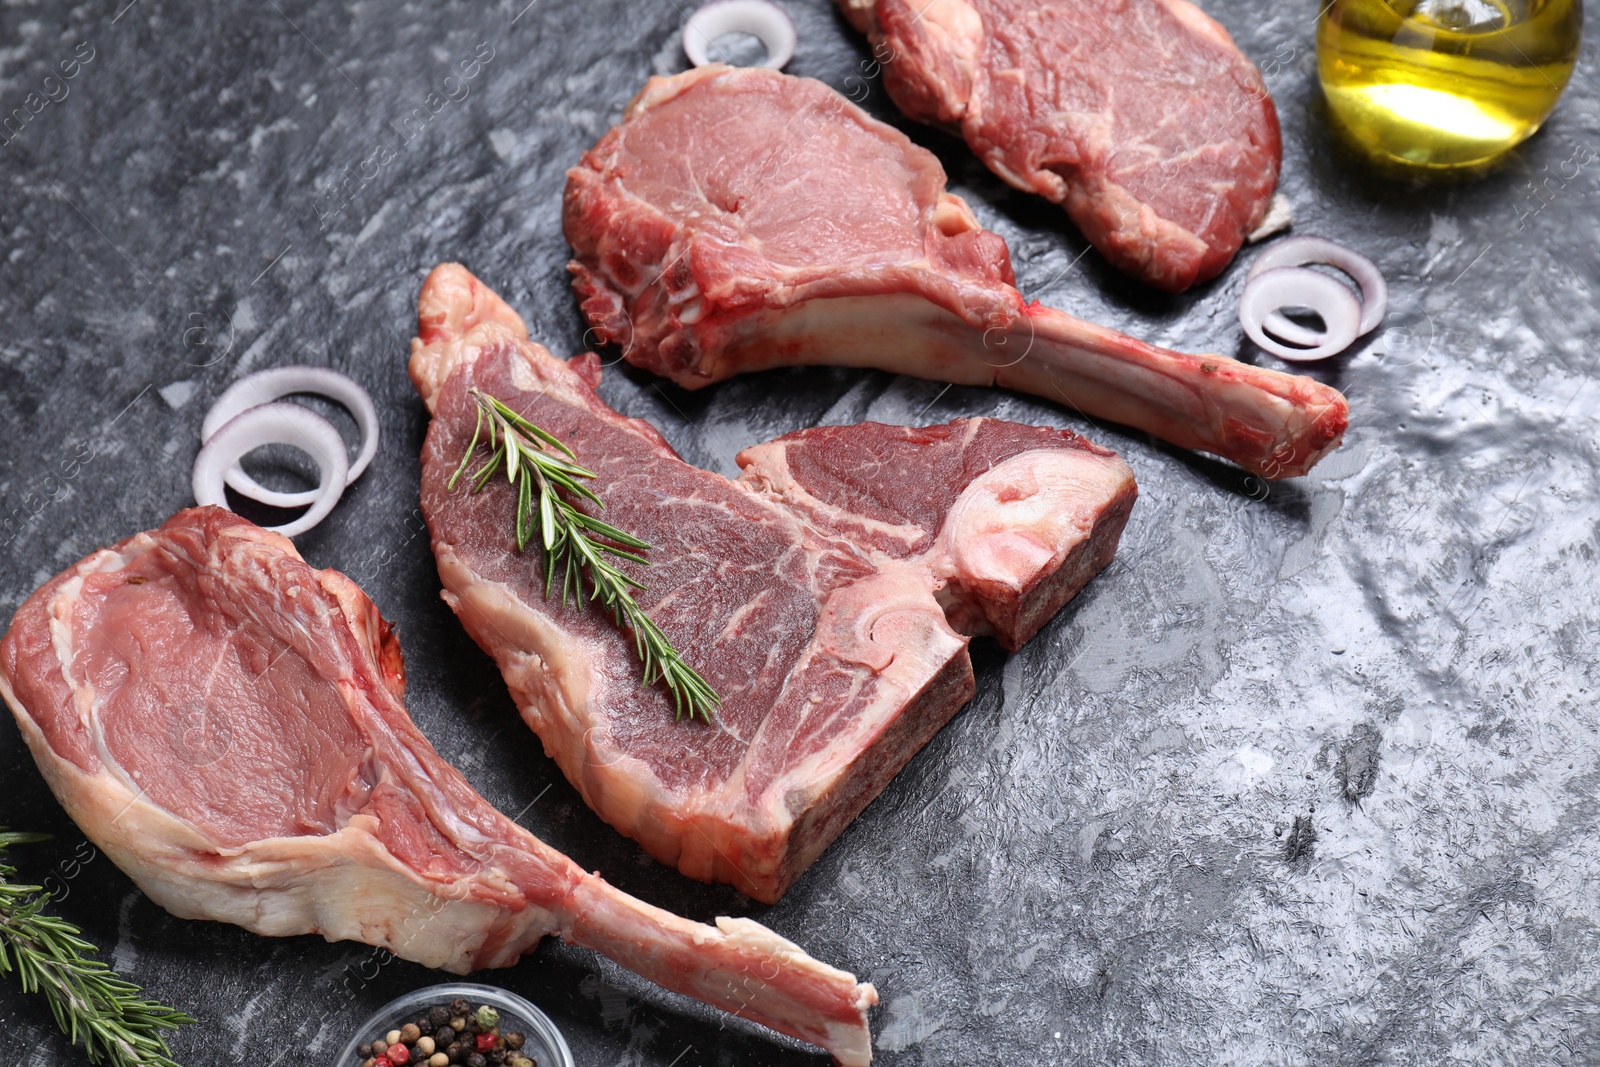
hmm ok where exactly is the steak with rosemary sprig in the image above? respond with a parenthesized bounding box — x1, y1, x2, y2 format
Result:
(410, 263, 1138, 905)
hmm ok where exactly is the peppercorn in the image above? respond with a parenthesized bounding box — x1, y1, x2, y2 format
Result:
(502, 1033, 524, 1051)
(450, 1017, 468, 1033)
(466, 1056, 486, 1067)
(372, 1040, 389, 1057)
(358, 1044, 374, 1059)
(509, 1059, 533, 1067)
(428, 1056, 449, 1067)
(475, 1033, 498, 1053)
(428, 1006, 450, 1028)
(398, 1023, 420, 1045)
(486, 1050, 506, 1066)
(389, 1045, 413, 1066)
(435, 1027, 456, 1045)
(447, 1045, 467, 1065)
(417, 1037, 436, 1056)
(475, 1005, 501, 1030)
(450, 998, 471, 1015)
(361, 1059, 376, 1067)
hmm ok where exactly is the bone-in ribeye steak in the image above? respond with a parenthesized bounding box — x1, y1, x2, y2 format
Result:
(565, 66, 1345, 480)
(0, 508, 879, 1065)
(836, 0, 1282, 291)
(411, 264, 1136, 905)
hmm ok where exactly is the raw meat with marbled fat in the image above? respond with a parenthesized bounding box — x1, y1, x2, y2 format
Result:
(564, 66, 1343, 480)
(837, 0, 1282, 290)
(0, 507, 879, 1064)
(411, 263, 1136, 906)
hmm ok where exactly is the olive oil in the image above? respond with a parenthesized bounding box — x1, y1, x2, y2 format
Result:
(1318, 0, 1583, 169)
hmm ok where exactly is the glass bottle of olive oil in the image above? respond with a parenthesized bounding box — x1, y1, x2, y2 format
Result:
(1318, 0, 1583, 169)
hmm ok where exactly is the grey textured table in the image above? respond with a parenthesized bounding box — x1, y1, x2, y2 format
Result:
(2, 1, 1597, 1064)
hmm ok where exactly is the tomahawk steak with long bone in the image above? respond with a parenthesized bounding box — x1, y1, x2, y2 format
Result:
(0, 507, 879, 1065)
(564, 65, 1345, 480)
(410, 263, 1136, 905)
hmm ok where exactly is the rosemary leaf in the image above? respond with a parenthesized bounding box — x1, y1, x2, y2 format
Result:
(538, 479, 558, 553)
(0, 831, 192, 1067)
(571, 513, 650, 550)
(456, 388, 721, 721)
(447, 404, 484, 491)
(516, 471, 533, 552)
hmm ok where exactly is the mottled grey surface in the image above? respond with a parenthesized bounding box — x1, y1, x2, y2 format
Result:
(1, 1, 1597, 1064)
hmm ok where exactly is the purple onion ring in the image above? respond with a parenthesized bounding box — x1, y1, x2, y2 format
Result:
(192, 403, 349, 537)
(683, 0, 797, 69)
(1248, 235, 1389, 337)
(1240, 267, 1363, 363)
(201, 365, 378, 509)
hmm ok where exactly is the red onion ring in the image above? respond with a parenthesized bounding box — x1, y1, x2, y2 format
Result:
(201, 366, 378, 508)
(192, 403, 349, 537)
(683, 0, 797, 69)
(1239, 267, 1363, 363)
(1247, 236, 1389, 336)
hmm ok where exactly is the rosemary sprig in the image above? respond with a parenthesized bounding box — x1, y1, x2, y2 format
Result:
(449, 389, 721, 722)
(0, 830, 192, 1067)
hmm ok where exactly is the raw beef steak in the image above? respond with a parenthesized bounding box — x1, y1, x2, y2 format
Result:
(565, 66, 1343, 480)
(411, 263, 1136, 904)
(838, 0, 1282, 290)
(737, 418, 1135, 650)
(0, 508, 878, 1065)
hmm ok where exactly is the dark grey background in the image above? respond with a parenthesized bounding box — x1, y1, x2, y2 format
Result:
(2, 1, 1597, 1064)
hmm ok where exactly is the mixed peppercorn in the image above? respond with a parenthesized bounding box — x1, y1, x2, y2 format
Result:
(355, 998, 537, 1067)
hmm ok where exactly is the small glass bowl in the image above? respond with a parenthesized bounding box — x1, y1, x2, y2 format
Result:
(331, 983, 575, 1067)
